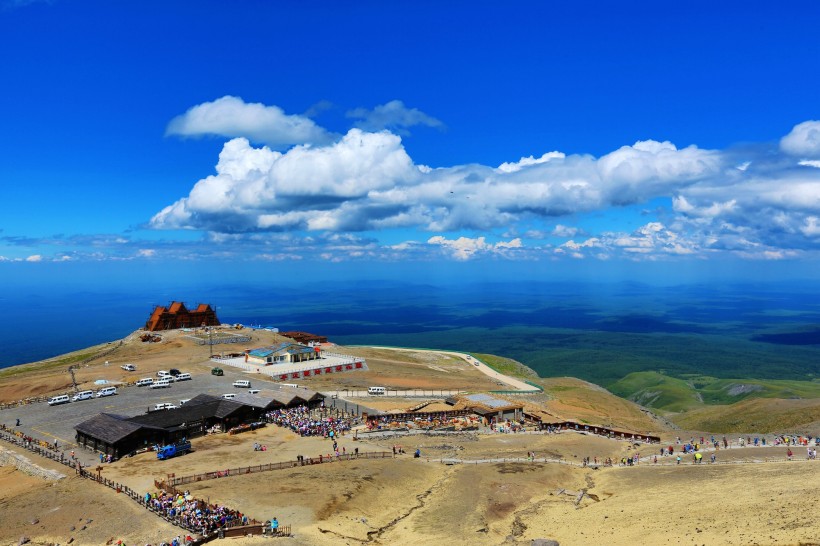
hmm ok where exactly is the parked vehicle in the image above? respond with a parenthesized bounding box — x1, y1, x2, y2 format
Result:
(121, 364, 136, 371)
(48, 395, 70, 406)
(96, 386, 118, 397)
(154, 402, 177, 411)
(174, 372, 192, 381)
(248, 389, 260, 394)
(211, 367, 224, 376)
(179, 399, 191, 406)
(169, 368, 181, 377)
(72, 390, 94, 401)
(150, 379, 172, 389)
(136, 378, 154, 387)
(221, 393, 237, 400)
(232, 380, 250, 388)
(156, 440, 192, 460)
(157, 370, 172, 378)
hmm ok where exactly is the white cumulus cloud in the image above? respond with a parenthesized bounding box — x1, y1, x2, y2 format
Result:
(166, 96, 333, 149)
(497, 151, 565, 173)
(780, 120, 820, 157)
(427, 235, 522, 260)
(151, 100, 820, 261)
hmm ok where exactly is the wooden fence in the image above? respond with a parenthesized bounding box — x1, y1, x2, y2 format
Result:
(0, 427, 289, 541)
(169, 450, 393, 486)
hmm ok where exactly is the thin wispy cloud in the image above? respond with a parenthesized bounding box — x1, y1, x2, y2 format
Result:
(347, 100, 444, 134)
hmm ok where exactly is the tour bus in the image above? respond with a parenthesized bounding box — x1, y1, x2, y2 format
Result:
(174, 373, 192, 381)
(96, 386, 118, 397)
(368, 386, 387, 396)
(72, 390, 94, 401)
(48, 394, 70, 406)
(136, 378, 154, 387)
(232, 380, 250, 388)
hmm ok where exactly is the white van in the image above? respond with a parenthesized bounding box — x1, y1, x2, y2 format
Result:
(72, 390, 94, 401)
(174, 373, 192, 382)
(248, 389, 260, 395)
(154, 402, 177, 411)
(179, 399, 191, 406)
(221, 393, 237, 400)
(157, 370, 171, 378)
(368, 386, 386, 396)
(151, 379, 171, 389)
(136, 378, 154, 387)
(48, 394, 70, 406)
(121, 364, 136, 372)
(232, 380, 250, 388)
(96, 386, 118, 397)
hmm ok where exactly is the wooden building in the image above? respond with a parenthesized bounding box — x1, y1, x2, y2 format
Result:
(73, 389, 324, 458)
(246, 342, 321, 365)
(145, 301, 220, 331)
(279, 331, 328, 345)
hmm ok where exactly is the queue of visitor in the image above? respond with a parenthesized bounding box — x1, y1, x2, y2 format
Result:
(145, 490, 249, 536)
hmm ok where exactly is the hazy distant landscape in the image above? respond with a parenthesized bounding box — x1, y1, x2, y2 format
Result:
(5, 281, 819, 412)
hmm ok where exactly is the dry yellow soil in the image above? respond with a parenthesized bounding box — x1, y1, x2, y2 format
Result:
(2, 332, 819, 545)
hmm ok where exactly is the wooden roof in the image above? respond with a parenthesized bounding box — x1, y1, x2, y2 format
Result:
(129, 398, 247, 428)
(74, 413, 163, 444)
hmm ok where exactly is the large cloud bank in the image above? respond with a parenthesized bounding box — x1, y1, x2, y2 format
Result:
(152, 97, 820, 261)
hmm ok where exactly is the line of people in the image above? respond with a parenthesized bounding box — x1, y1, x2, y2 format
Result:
(144, 490, 249, 537)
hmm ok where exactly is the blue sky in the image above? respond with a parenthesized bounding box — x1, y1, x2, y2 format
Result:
(2, 1, 820, 286)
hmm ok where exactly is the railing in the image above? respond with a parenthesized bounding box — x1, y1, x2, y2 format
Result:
(0, 425, 289, 541)
(168, 451, 393, 486)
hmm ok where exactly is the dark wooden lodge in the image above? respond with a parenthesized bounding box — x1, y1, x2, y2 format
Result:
(75, 395, 254, 458)
(74, 390, 325, 459)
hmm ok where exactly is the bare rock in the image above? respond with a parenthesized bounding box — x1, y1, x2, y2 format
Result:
(532, 540, 560, 546)
(18, 537, 30, 546)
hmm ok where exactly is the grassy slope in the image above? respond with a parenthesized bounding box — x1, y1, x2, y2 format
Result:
(471, 353, 538, 379)
(673, 397, 820, 433)
(609, 371, 820, 432)
(608, 371, 702, 412)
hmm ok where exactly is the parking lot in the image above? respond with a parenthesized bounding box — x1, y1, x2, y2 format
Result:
(0, 363, 271, 459)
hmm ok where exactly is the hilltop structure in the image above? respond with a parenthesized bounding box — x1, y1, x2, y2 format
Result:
(145, 301, 220, 331)
(246, 342, 321, 365)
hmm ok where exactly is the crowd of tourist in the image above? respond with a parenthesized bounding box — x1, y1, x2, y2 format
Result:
(145, 490, 249, 536)
(266, 405, 354, 437)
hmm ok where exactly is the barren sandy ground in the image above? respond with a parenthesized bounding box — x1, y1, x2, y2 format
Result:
(2, 333, 819, 545)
